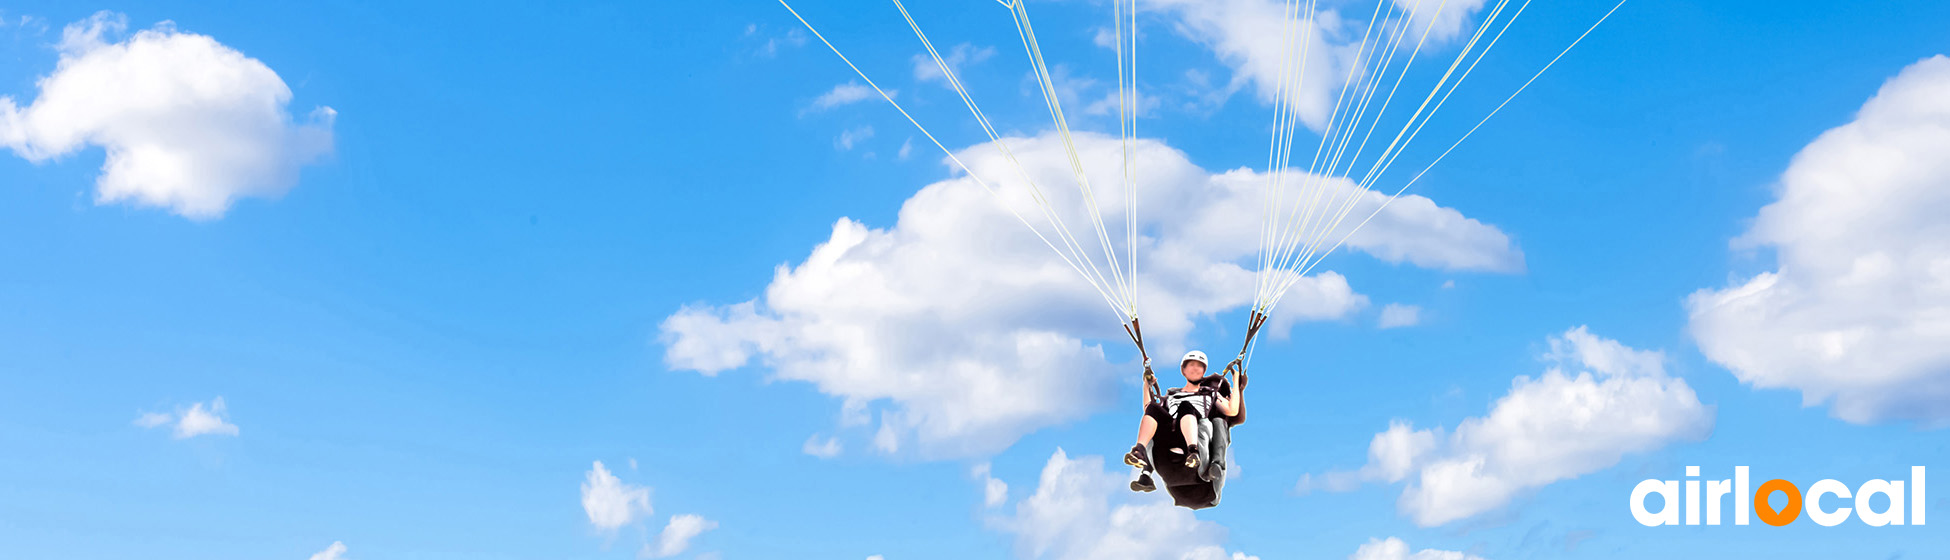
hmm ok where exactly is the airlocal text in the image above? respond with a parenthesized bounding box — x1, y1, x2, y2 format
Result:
(1631, 466, 1925, 527)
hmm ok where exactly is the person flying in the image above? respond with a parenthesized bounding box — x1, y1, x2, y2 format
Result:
(1123, 350, 1243, 492)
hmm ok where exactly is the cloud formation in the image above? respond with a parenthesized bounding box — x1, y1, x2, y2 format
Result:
(1687, 55, 1950, 426)
(581, 461, 652, 532)
(647, 514, 718, 558)
(803, 434, 843, 458)
(808, 82, 886, 113)
(973, 462, 1010, 508)
(1347, 537, 1481, 560)
(996, 449, 1258, 560)
(1303, 327, 1712, 526)
(835, 125, 875, 151)
(134, 396, 239, 439)
(1144, 0, 1491, 129)
(0, 11, 334, 219)
(913, 43, 996, 85)
(1378, 303, 1422, 329)
(746, 24, 807, 58)
(307, 542, 348, 560)
(1390, 0, 1492, 43)
(662, 132, 1519, 459)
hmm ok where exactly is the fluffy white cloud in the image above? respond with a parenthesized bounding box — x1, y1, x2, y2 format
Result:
(134, 397, 239, 439)
(0, 12, 334, 219)
(808, 82, 886, 113)
(1142, 0, 1342, 129)
(1305, 327, 1712, 526)
(973, 462, 1010, 507)
(803, 434, 843, 458)
(1347, 537, 1481, 560)
(175, 398, 240, 438)
(1687, 55, 1950, 426)
(307, 542, 348, 560)
(1378, 303, 1422, 328)
(1343, 190, 1523, 273)
(646, 514, 718, 558)
(997, 449, 1258, 560)
(661, 132, 1516, 459)
(1144, 0, 1491, 129)
(581, 461, 652, 531)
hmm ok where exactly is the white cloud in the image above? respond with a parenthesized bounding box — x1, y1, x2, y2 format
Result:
(135, 397, 239, 439)
(836, 125, 874, 151)
(1390, 0, 1491, 42)
(1142, 0, 1340, 128)
(1082, 88, 1162, 119)
(803, 434, 843, 458)
(1687, 55, 1950, 427)
(1344, 189, 1523, 273)
(645, 514, 717, 558)
(0, 11, 334, 219)
(897, 137, 914, 160)
(808, 82, 886, 113)
(1378, 303, 1421, 329)
(1305, 327, 1712, 526)
(1093, 26, 1120, 50)
(973, 462, 1010, 507)
(913, 43, 996, 84)
(0, 13, 48, 35)
(1348, 537, 1481, 560)
(307, 542, 348, 560)
(133, 412, 171, 428)
(997, 449, 1258, 560)
(661, 132, 1517, 459)
(175, 398, 240, 438)
(749, 24, 807, 58)
(581, 461, 652, 532)
(873, 420, 901, 454)
(1144, 0, 1491, 130)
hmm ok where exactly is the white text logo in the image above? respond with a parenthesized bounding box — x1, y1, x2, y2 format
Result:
(1631, 466, 1925, 527)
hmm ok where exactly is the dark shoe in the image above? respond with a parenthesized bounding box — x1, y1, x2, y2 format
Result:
(1130, 472, 1156, 493)
(1123, 444, 1149, 470)
(1184, 444, 1201, 469)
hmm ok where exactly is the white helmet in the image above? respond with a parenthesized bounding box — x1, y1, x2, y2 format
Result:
(1181, 350, 1208, 368)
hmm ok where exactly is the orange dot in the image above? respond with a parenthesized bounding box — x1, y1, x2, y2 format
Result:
(1755, 479, 1802, 527)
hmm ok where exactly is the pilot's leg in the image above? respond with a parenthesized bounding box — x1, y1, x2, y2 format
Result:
(1126, 403, 1168, 470)
(1178, 412, 1203, 468)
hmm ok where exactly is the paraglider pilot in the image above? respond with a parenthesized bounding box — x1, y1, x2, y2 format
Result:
(1124, 350, 1243, 492)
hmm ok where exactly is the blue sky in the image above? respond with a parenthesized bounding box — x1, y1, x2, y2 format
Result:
(2, 1, 1949, 559)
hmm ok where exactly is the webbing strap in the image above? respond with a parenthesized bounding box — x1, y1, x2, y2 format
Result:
(1223, 311, 1267, 385)
(1125, 318, 1163, 403)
